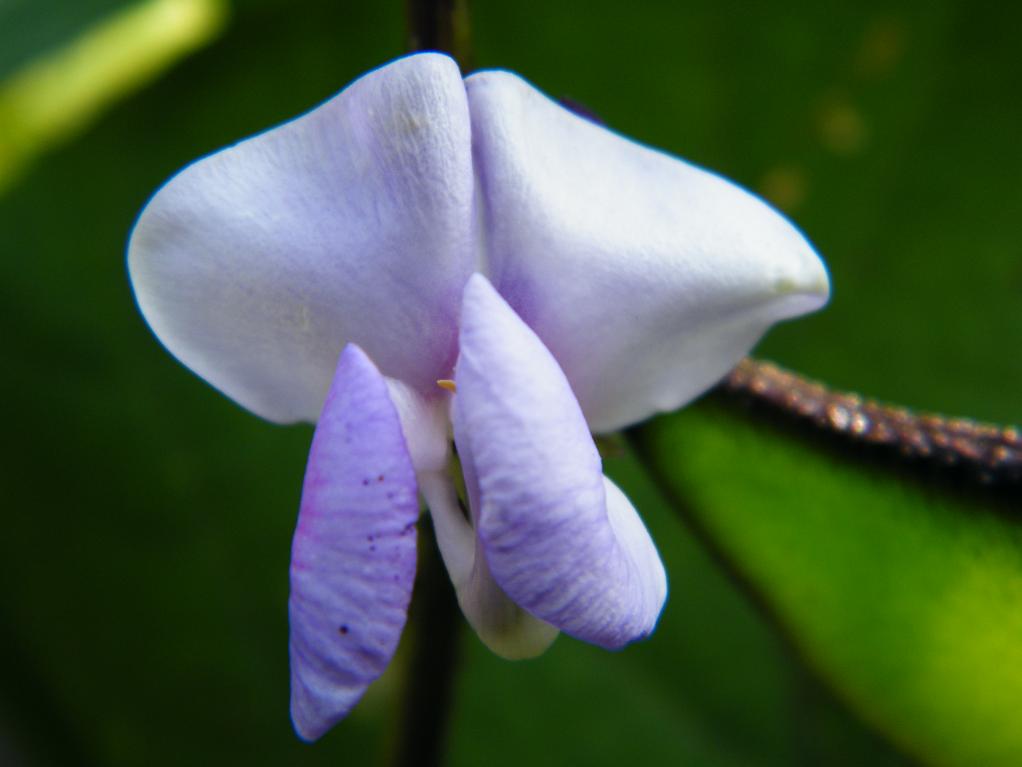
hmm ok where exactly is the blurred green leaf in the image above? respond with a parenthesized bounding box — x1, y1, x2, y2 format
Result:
(0, 0, 132, 80)
(635, 402, 1022, 766)
(0, 0, 226, 194)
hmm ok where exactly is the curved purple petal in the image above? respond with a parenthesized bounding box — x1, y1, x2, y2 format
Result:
(452, 275, 667, 649)
(466, 70, 829, 432)
(419, 471, 560, 659)
(128, 53, 474, 424)
(289, 345, 419, 741)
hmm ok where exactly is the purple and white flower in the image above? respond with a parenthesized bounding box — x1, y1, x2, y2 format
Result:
(127, 53, 828, 741)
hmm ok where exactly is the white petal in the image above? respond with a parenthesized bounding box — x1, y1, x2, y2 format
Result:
(128, 53, 474, 423)
(384, 378, 451, 475)
(466, 70, 830, 432)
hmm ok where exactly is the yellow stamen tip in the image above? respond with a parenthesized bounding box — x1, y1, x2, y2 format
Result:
(436, 379, 457, 393)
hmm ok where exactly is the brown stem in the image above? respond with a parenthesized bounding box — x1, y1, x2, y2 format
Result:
(390, 515, 462, 767)
(723, 357, 1022, 486)
(405, 0, 473, 70)
(387, 4, 473, 765)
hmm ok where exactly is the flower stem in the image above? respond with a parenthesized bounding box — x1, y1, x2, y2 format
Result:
(391, 514, 462, 767)
(387, 5, 471, 766)
(404, 0, 473, 70)
(724, 357, 1021, 487)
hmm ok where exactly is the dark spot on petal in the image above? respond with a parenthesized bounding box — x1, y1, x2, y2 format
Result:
(370, 545, 376, 552)
(367, 535, 374, 542)
(338, 625, 349, 635)
(361, 478, 370, 486)
(377, 474, 385, 482)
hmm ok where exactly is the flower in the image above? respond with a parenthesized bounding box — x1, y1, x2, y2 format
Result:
(127, 53, 829, 741)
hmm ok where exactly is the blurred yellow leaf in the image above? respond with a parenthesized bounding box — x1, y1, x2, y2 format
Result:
(0, 0, 226, 195)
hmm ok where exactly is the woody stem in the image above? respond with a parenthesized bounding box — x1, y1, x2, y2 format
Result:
(721, 357, 1021, 487)
(390, 514, 462, 767)
(405, 0, 473, 71)
(390, 6, 471, 767)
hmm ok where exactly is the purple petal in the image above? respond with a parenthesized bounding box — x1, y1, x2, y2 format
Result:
(418, 471, 560, 659)
(453, 275, 667, 649)
(289, 345, 419, 741)
(128, 53, 474, 424)
(466, 70, 829, 432)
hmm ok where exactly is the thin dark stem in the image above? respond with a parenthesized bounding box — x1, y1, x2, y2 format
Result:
(405, 0, 473, 70)
(724, 357, 1022, 487)
(388, 5, 471, 765)
(391, 515, 462, 767)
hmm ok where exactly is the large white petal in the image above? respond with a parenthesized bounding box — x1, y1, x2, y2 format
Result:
(466, 70, 830, 432)
(128, 53, 474, 423)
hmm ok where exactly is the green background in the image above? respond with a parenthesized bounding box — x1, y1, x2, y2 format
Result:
(2, 0, 1019, 764)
